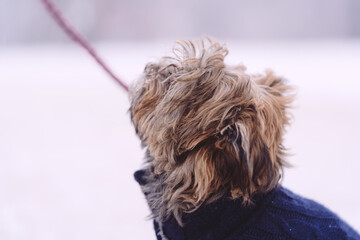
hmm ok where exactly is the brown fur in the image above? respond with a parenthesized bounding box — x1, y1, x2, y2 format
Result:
(130, 37, 294, 225)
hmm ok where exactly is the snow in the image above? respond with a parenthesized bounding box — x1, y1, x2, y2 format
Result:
(1, 40, 360, 239)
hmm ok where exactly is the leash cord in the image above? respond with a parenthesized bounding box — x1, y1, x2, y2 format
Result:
(40, 0, 129, 92)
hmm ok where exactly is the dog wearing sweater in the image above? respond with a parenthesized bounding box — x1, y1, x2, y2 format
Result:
(130, 37, 360, 240)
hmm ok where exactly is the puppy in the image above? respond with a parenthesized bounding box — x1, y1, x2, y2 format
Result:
(130, 37, 359, 240)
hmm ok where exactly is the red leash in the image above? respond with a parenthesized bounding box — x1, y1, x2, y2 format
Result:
(40, 0, 129, 92)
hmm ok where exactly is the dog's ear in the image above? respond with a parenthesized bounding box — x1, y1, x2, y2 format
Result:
(130, 61, 178, 136)
(213, 122, 253, 197)
(215, 121, 279, 196)
(254, 70, 293, 126)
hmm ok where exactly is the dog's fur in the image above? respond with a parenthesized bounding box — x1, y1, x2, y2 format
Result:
(130, 37, 294, 225)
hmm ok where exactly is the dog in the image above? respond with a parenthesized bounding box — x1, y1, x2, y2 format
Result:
(130, 37, 359, 240)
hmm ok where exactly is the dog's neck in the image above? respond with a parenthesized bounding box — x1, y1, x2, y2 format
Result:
(135, 169, 279, 240)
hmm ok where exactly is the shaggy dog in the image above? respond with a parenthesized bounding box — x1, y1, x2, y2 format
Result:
(130, 38, 359, 240)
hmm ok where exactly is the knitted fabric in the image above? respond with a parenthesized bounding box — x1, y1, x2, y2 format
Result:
(134, 170, 360, 240)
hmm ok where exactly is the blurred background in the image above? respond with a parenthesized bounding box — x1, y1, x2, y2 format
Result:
(1, 0, 360, 239)
(2, 0, 360, 43)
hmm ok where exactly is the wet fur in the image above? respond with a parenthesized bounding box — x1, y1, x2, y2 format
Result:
(130, 37, 294, 225)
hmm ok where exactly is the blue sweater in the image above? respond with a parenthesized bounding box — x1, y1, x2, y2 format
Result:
(134, 170, 360, 239)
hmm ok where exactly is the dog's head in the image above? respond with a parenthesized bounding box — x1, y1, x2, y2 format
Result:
(130, 37, 294, 224)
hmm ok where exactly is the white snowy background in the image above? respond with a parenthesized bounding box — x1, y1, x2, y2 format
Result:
(1, 0, 360, 239)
